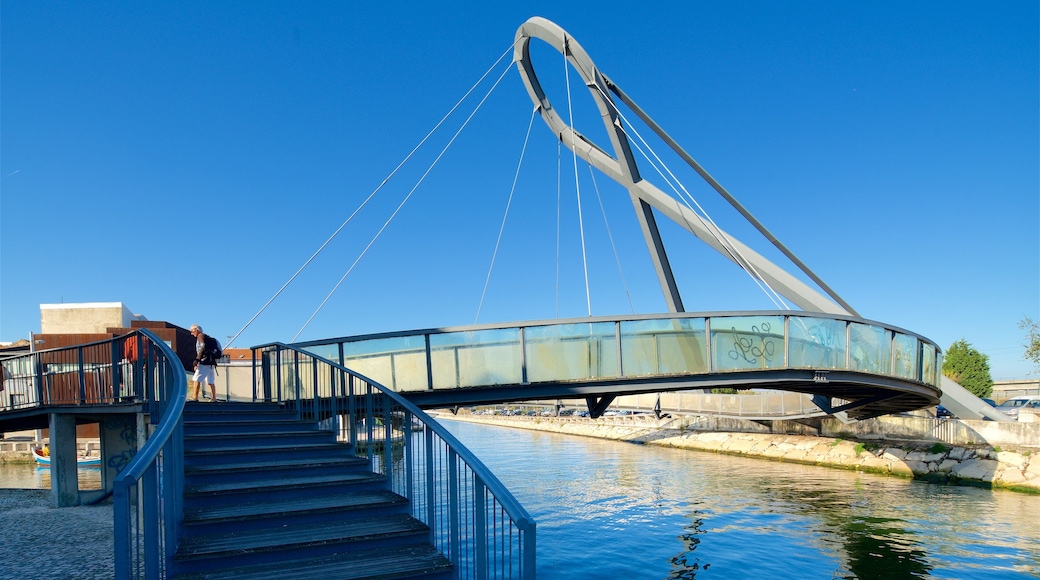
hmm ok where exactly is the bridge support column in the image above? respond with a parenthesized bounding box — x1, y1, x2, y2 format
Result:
(98, 414, 140, 496)
(48, 413, 79, 507)
(585, 395, 617, 419)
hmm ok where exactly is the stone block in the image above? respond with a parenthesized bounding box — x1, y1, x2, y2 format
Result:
(952, 458, 999, 482)
(937, 459, 958, 472)
(996, 451, 1025, 469)
(761, 446, 786, 458)
(829, 441, 859, 458)
(883, 448, 907, 461)
(996, 468, 1026, 485)
(890, 462, 914, 476)
(727, 438, 757, 453)
(948, 447, 973, 461)
(905, 460, 931, 475)
(1025, 459, 1040, 478)
(858, 455, 890, 471)
(905, 451, 946, 463)
(783, 449, 809, 462)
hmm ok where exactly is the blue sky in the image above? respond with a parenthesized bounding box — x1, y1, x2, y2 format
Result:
(1, 2, 1037, 379)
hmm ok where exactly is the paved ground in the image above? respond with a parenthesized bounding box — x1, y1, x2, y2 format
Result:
(0, 489, 113, 579)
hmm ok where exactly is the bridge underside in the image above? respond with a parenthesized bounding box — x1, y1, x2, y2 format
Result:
(398, 369, 940, 422)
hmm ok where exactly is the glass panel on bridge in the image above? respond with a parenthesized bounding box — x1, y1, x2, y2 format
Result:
(787, 317, 848, 370)
(620, 318, 707, 377)
(302, 344, 340, 364)
(525, 322, 618, 383)
(849, 323, 892, 375)
(892, 333, 919, 380)
(339, 335, 428, 392)
(710, 316, 785, 372)
(921, 342, 936, 386)
(430, 329, 522, 388)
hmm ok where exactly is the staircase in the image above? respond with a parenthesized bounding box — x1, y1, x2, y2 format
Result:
(172, 401, 452, 579)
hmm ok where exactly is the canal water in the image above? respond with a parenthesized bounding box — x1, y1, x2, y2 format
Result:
(0, 462, 102, 490)
(440, 420, 1040, 579)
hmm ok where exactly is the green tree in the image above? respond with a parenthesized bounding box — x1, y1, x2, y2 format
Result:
(1020, 317, 1040, 373)
(942, 339, 993, 398)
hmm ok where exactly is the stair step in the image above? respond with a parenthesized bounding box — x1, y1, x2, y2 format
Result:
(184, 472, 386, 509)
(185, 431, 333, 445)
(173, 543, 452, 580)
(185, 455, 370, 476)
(183, 489, 408, 524)
(175, 513, 428, 561)
(185, 419, 318, 434)
(183, 442, 353, 467)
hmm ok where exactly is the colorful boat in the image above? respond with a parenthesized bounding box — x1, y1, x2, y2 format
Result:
(31, 447, 102, 468)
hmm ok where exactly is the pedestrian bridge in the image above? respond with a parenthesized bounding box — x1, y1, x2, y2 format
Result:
(286, 311, 942, 421)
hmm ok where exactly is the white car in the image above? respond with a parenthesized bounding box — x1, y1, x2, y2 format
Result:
(994, 396, 1040, 420)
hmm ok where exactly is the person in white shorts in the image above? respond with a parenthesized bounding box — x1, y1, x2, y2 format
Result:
(189, 324, 218, 402)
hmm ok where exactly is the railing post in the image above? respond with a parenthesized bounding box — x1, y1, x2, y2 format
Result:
(383, 395, 392, 477)
(113, 485, 131, 578)
(405, 409, 414, 501)
(143, 464, 160, 580)
(448, 450, 460, 568)
(78, 346, 86, 404)
(474, 478, 487, 579)
(523, 521, 537, 580)
(425, 428, 436, 543)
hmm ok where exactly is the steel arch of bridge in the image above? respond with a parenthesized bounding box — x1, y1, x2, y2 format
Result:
(513, 17, 857, 316)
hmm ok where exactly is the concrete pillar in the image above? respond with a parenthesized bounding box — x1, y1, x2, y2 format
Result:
(48, 413, 78, 507)
(99, 414, 140, 494)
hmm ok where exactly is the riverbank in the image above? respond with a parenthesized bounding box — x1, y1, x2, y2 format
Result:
(435, 413, 1040, 494)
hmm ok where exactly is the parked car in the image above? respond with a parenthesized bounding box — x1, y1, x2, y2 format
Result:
(935, 405, 953, 418)
(994, 396, 1040, 420)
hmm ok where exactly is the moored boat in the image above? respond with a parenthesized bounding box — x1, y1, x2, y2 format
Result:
(31, 447, 102, 468)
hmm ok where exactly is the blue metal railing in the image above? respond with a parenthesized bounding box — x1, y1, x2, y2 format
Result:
(112, 330, 187, 578)
(0, 331, 162, 412)
(253, 342, 536, 579)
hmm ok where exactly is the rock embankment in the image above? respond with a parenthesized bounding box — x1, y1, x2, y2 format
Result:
(438, 414, 1040, 494)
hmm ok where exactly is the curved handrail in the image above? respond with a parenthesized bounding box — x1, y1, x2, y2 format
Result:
(254, 342, 536, 578)
(113, 329, 187, 578)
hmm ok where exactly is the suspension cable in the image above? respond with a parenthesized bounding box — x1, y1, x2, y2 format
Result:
(623, 134, 790, 311)
(292, 57, 515, 342)
(577, 75, 791, 310)
(225, 41, 520, 349)
(564, 52, 790, 310)
(587, 163, 635, 313)
(563, 38, 592, 316)
(474, 106, 539, 323)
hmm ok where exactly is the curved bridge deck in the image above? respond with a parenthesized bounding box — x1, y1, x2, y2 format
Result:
(291, 311, 941, 421)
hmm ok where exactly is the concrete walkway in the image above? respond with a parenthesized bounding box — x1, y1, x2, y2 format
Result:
(0, 489, 112, 579)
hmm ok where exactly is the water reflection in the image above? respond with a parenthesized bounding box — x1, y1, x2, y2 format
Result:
(0, 462, 102, 490)
(440, 420, 1040, 579)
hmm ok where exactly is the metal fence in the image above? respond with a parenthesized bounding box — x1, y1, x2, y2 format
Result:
(0, 332, 159, 412)
(254, 342, 536, 579)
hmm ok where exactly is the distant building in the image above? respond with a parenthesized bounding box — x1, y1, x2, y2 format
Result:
(40, 302, 147, 334)
(31, 302, 197, 372)
(993, 379, 1040, 402)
